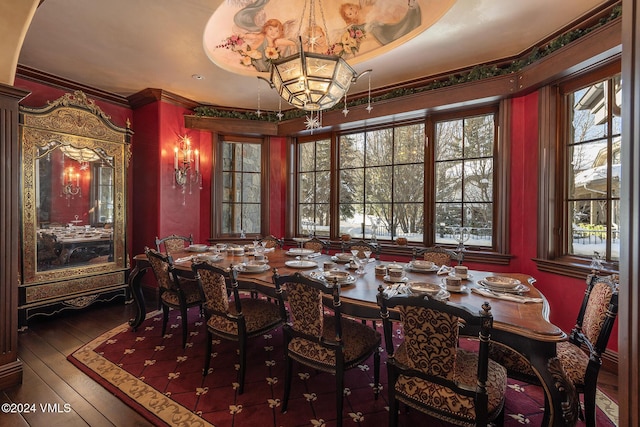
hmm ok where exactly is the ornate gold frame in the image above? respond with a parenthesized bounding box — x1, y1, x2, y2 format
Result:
(20, 91, 132, 288)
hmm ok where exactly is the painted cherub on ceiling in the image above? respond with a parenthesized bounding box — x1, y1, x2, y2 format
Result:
(204, 0, 455, 75)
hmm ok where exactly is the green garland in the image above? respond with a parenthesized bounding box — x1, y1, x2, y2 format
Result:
(193, 5, 621, 122)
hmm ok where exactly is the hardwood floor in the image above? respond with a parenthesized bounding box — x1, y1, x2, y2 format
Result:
(1, 298, 619, 427)
(2, 299, 155, 427)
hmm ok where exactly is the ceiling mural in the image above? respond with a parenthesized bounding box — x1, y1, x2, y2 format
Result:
(204, 0, 457, 76)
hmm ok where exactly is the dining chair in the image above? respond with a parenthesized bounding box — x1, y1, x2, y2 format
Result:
(341, 239, 380, 260)
(155, 233, 194, 256)
(272, 270, 381, 427)
(412, 245, 463, 266)
(303, 236, 329, 254)
(258, 234, 283, 249)
(488, 273, 619, 427)
(377, 288, 507, 427)
(191, 260, 283, 394)
(144, 247, 205, 348)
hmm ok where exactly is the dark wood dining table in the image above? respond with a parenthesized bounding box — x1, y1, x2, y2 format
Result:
(127, 247, 577, 427)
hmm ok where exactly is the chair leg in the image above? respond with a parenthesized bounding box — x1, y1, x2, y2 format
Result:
(238, 338, 247, 394)
(373, 348, 380, 399)
(180, 305, 188, 348)
(161, 305, 169, 338)
(584, 386, 597, 427)
(336, 370, 344, 427)
(282, 354, 293, 412)
(203, 330, 213, 376)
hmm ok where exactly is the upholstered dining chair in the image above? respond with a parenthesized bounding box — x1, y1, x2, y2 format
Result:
(192, 260, 283, 394)
(341, 239, 380, 260)
(412, 245, 463, 266)
(303, 236, 329, 254)
(272, 270, 381, 427)
(155, 233, 194, 256)
(488, 273, 619, 427)
(258, 234, 283, 249)
(144, 247, 204, 348)
(377, 288, 507, 427)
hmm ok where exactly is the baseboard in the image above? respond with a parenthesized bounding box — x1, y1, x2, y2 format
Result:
(0, 359, 23, 390)
(602, 349, 618, 374)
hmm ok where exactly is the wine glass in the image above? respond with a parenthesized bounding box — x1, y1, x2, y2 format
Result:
(350, 249, 364, 274)
(363, 250, 372, 270)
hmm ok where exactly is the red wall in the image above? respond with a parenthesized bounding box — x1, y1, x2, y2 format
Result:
(15, 79, 617, 352)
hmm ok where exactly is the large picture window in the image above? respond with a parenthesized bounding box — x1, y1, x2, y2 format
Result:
(220, 140, 262, 235)
(294, 109, 500, 252)
(338, 124, 425, 242)
(434, 114, 495, 248)
(564, 74, 621, 262)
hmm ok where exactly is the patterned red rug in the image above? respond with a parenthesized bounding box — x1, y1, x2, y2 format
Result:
(68, 308, 618, 427)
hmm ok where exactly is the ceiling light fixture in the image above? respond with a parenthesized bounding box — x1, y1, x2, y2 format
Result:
(258, 0, 371, 130)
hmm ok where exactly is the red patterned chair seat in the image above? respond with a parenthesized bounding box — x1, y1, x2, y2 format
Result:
(207, 298, 282, 338)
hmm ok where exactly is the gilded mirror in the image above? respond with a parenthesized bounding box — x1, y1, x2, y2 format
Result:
(20, 91, 131, 285)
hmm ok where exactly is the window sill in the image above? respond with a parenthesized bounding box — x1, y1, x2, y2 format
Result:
(533, 257, 618, 279)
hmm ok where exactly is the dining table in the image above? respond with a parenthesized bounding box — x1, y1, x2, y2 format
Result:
(127, 245, 578, 427)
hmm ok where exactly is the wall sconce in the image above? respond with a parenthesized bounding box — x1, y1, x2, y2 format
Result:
(61, 166, 81, 204)
(173, 135, 201, 197)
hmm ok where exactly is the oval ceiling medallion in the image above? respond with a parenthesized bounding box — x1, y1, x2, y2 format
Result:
(204, 0, 457, 77)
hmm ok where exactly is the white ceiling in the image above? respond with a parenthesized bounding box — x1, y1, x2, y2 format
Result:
(17, 0, 609, 111)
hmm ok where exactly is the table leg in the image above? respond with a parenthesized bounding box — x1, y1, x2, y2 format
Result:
(127, 263, 149, 331)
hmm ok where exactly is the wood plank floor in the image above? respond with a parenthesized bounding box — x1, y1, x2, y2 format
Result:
(1, 298, 619, 427)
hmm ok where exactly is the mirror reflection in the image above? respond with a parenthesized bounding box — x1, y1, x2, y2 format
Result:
(36, 142, 115, 271)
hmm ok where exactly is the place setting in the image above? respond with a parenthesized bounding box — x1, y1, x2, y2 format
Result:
(235, 260, 271, 273)
(405, 259, 440, 273)
(307, 270, 356, 287)
(472, 275, 542, 303)
(407, 281, 451, 300)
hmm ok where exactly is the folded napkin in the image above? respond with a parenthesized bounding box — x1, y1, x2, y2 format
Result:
(471, 287, 543, 304)
(264, 247, 275, 252)
(437, 265, 452, 275)
(174, 255, 196, 263)
(306, 252, 321, 258)
(383, 283, 411, 298)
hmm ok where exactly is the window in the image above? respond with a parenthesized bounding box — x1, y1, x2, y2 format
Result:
(294, 109, 501, 253)
(338, 124, 425, 242)
(297, 138, 331, 237)
(537, 62, 621, 276)
(220, 140, 262, 235)
(434, 114, 495, 248)
(564, 74, 621, 262)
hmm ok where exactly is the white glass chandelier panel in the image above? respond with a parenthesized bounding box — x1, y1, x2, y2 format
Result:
(271, 50, 358, 112)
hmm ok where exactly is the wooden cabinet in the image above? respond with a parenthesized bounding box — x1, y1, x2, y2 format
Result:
(18, 91, 132, 327)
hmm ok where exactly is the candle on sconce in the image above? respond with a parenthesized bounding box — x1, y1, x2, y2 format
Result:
(76, 173, 80, 186)
(195, 149, 199, 173)
(174, 147, 179, 170)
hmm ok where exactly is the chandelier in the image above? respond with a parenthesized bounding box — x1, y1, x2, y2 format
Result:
(259, 0, 371, 121)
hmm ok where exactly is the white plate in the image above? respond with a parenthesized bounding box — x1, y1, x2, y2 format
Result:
(236, 264, 270, 273)
(195, 254, 223, 262)
(449, 272, 473, 280)
(309, 271, 355, 285)
(384, 275, 409, 283)
(406, 264, 440, 273)
(332, 253, 353, 263)
(187, 245, 208, 252)
(285, 260, 318, 269)
(407, 281, 442, 295)
(286, 248, 316, 256)
(478, 280, 530, 294)
(482, 276, 522, 288)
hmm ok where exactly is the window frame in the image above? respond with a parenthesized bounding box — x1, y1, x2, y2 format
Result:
(536, 60, 621, 278)
(210, 133, 269, 239)
(292, 104, 511, 263)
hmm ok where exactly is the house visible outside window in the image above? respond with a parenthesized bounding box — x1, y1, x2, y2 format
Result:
(221, 141, 261, 235)
(434, 114, 495, 248)
(565, 75, 621, 262)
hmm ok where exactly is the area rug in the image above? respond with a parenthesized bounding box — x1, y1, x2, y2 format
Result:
(68, 308, 618, 427)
